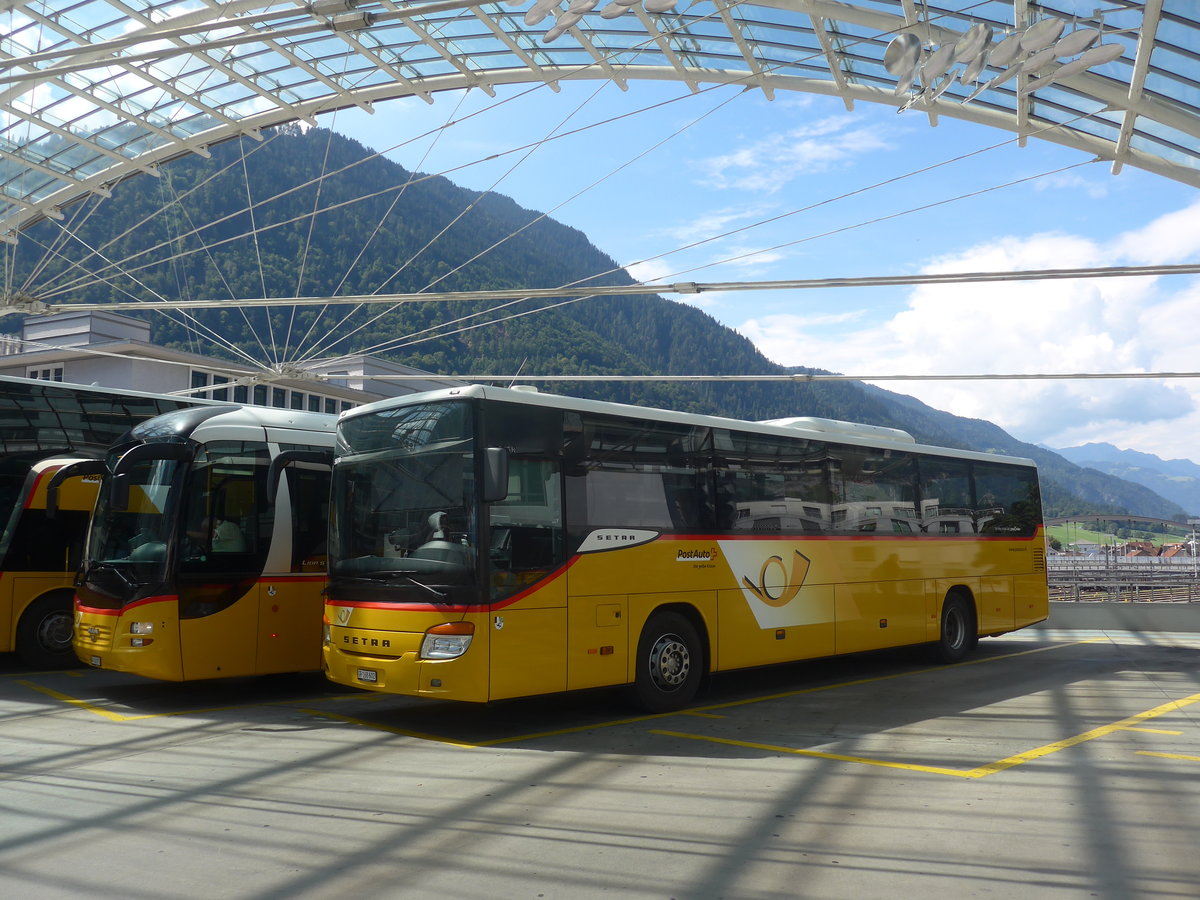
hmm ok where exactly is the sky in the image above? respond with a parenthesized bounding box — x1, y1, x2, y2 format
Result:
(322, 78, 1200, 464)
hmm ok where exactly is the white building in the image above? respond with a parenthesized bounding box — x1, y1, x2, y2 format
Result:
(0, 309, 461, 410)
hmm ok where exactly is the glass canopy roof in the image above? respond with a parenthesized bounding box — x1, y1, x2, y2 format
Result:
(2, 0, 1199, 244)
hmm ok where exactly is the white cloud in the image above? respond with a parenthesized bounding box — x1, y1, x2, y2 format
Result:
(696, 114, 893, 194)
(625, 259, 675, 284)
(656, 204, 777, 244)
(1033, 171, 1110, 199)
(736, 202, 1200, 462)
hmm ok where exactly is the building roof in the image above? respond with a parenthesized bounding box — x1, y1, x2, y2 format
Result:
(3, 1, 1200, 246)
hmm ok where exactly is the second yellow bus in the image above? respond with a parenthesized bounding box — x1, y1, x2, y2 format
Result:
(323, 386, 1048, 710)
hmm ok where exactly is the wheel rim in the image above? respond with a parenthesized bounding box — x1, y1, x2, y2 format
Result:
(36, 611, 73, 654)
(648, 632, 691, 692)
(944, 606, 965, 650)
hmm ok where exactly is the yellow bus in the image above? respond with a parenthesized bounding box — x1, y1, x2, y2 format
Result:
(323, 386, 1048, 711)
(0, 375, 205, 668)
(72, 404, 335, 680)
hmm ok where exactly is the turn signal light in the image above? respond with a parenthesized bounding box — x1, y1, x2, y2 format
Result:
(420, 622, 475, 660)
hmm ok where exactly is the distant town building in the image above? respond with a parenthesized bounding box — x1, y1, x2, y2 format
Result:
(0, 310, 460, 410)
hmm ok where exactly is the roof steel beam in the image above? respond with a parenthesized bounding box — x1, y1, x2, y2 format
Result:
(1112, 0, 1162, 175)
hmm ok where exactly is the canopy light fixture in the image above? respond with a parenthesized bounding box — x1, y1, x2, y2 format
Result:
(508, 0, 676, 43)
(884, 15, 1128, 111)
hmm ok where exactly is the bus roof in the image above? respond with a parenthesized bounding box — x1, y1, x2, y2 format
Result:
(0, 373, 223, 407)
(341, 384, 1037, 469)
(0, 373, 221, 458)
(132, 403, 338, 440)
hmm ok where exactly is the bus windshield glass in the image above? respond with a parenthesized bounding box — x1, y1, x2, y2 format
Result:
(86, 451, 183, 593)
(333, 401, 477, 587)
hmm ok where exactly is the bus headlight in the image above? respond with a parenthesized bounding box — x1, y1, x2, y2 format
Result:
(130, 622, 154, 635)
(420, 622, 474, 660)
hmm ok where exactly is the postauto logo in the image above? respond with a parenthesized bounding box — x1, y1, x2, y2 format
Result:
(718, 542, 825, 629)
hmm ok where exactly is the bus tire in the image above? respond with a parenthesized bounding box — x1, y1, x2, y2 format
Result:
(934, 593, 976, 664)
(16, 591, 78, 670)
(633, 610, 703, 713)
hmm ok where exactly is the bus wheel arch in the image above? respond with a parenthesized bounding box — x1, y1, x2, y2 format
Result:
(633, 605, 708, 713)
(16, 589, 79, 669)
(934, 588, 978, 663)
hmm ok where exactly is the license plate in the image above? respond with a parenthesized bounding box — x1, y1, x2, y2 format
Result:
(357, 668, 378, 683)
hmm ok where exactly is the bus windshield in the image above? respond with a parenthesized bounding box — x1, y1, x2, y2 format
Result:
(85, 451, 184, 601)
(333, 401, 477, 590)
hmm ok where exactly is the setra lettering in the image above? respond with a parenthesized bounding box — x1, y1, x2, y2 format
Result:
(343, 636, 391, 648)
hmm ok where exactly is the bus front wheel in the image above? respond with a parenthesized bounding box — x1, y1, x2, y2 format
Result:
(16, 592, 78, 670)
(935, 593, 976, 663)
(634, 611, 703, 712)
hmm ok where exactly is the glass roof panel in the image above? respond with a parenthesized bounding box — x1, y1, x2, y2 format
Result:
(3, 0, 1200, 242)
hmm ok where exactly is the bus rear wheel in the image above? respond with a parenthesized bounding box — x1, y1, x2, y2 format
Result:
(634, 611, 703, 713)
(16, 592, 78, 670)
(934, 593, 976, 663)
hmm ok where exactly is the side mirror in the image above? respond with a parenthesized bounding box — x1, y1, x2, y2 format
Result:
(482, 447, 509, 503)
(45, 459, 107, 519)
(267, 449, 334, 500)
(111, 442, 194, 511)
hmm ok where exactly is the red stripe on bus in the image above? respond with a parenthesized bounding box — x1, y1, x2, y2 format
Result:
(76, 594, 176, 616)
(327, 558, 579, 614)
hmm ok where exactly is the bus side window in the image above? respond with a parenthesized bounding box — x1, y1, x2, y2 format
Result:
(716, 432, 832, 535)
(974, 462, 1041, 536)
(488, 458, 562, 600)
(286, 466, 331, 572)
(830, 445, 917, 535)
(565, 417, 714, 546)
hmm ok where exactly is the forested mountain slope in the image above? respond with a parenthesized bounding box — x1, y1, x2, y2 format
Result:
(9, 126, 1184, 521)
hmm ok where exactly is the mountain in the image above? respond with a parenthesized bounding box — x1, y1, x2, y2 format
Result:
(7, 125, 1188, 522)
(1055, 443, 1200, 517)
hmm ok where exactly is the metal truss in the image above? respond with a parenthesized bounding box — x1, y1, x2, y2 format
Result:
(2, 0, 1198, 242)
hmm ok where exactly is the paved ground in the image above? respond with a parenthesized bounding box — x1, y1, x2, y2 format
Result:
(1, 627, 1198, 899)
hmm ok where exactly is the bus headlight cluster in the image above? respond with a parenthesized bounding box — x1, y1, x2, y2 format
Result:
(420, 622, 474, 660)
(129, 622, 153, 635)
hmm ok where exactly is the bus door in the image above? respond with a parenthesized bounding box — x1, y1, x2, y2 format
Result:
(253, 459, 330, 674)
(177, 442, 270, 679)
(5, 458, 101, 666)
(486, 456, 567, 699)
(561, 417, 714, 691)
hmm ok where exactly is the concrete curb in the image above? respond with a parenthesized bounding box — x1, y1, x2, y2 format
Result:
(1035, 600, 1200, 633)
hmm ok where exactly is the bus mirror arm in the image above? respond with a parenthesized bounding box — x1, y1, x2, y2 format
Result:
(267, 449, 334, 500)
(482, 447, 509, 503)
(110, 442, 195, 512)
(111, 473, 131, 512)
(45, 459, 107, 519)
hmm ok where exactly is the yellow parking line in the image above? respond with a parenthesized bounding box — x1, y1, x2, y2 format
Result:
(651, 731, 973, 777)
(298, 708, 481, 747)
(688, 640, 1099, 715)
(1136, 751, 1200, 762)
(19, 679, 357, 722)
(1125, 727, 1182, 735)
(968, 691, 1200, 778)
(12, 639, 1103, 745)
(654, 690, 1200, 780)
(20, 680, 128, 721)
(475, 643, 1093, 746)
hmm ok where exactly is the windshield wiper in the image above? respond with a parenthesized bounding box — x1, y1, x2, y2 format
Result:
(353, 571, 448, 600)
(86, 560, 140, 590)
